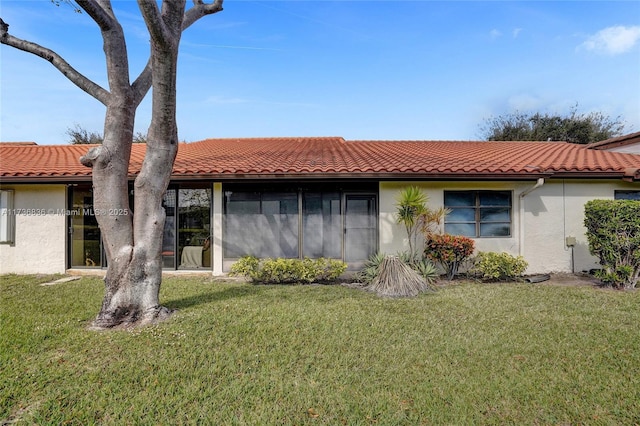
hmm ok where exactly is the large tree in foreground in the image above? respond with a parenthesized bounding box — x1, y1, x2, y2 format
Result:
(479, 104, 626, 144)
(1, 0, 223, 328)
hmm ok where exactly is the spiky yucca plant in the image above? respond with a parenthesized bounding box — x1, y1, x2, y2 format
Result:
(368, 255, 435, 298)
(355, 252, 386, 284)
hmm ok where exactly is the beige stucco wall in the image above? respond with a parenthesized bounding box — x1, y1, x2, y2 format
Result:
(604, 145, 640, 154)
(379, 179, 640, 275)
(0, 184, 67, 274)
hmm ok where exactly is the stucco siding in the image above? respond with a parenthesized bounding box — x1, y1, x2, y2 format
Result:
(0, 185, 67, 274)
(604, 145, 640, 154)
(380, 181, 521, 265)
(380, 180, 640, 275)
(519, 182, 571, 273)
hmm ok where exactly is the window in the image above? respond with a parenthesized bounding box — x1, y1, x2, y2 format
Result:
(444, 191, 512, 237)
(0, 190, 15, 244)
(615, 190, 640, 200)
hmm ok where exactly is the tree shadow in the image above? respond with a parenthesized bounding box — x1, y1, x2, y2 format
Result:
(163, 283, 267, 311)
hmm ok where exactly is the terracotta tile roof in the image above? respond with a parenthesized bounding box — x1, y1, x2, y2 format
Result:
(1, 137, 639, 182)
(0, 143, 147, 180)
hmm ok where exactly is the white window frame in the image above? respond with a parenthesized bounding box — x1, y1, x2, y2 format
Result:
(0, 189, 15, 244)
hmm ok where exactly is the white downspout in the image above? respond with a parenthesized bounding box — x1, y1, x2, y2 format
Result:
(519, 178, 545, 257)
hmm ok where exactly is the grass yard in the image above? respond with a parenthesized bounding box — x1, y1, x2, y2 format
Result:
(1, 275, 640, 425)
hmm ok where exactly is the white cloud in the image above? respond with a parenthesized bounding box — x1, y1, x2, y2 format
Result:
(489, 29, 502, 39)
(513, 28, 522, 38)
(579, 25, 640, 55)
(489, 29, 502, 40)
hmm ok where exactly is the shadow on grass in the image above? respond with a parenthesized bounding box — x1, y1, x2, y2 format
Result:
(164, 283, 266, 311)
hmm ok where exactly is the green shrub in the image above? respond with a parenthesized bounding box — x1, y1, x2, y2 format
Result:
(584, 199, 640, 289)
(472, 251, 528, 281)
(229, 256, 261, 281)
(424, 234, 475, 280)
(230, 256, 347, 284)
(314, 257, 348, 281)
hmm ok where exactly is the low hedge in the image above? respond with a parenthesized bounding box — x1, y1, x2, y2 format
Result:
(230, 256, 347, 284)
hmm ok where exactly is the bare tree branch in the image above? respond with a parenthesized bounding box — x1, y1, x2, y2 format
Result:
(75, 0, 116, 31)
(0, 18, 110, 105)
(131, 0, 223, 105)
(184, 0, 223, 30)
(78, 0, 132, 99)
(131, 60, 152, 106)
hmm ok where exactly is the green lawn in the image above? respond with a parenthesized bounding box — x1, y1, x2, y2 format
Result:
(2, 274, 640, 425)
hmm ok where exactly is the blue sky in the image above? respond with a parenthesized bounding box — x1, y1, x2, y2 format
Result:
(1, 1, 639, 145)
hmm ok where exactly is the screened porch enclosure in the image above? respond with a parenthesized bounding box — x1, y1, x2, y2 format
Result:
(223, 183, 377, 268)
(68, 182, 378, 271)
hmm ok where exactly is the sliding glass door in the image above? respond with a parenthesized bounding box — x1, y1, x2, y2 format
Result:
(178, 187, 212, 269)
(163, 185, 212, 269)
(69, 186, 102, 268)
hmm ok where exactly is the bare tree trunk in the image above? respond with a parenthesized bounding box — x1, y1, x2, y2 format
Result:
(90, 0, 186, 328)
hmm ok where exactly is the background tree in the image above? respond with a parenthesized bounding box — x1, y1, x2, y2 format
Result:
(479, 104, 626, 144)
(132, 131, 148, 144)
(66, 124, 147, 144)
(66, 124, 103, 144)
(1, 0, 223, 329)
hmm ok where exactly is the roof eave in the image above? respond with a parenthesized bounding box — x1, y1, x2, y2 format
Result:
(2, 170, 637, 183)
(167, 171, 556, 181)
(0, 175, 94, 184)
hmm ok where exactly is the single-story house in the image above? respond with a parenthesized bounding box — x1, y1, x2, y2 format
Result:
(1, 136, 639, 276)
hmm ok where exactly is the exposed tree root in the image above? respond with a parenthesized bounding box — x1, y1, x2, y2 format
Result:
(88, 305, 175, 330)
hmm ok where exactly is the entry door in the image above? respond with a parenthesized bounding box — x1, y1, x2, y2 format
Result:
(344, 194, 377, 264)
